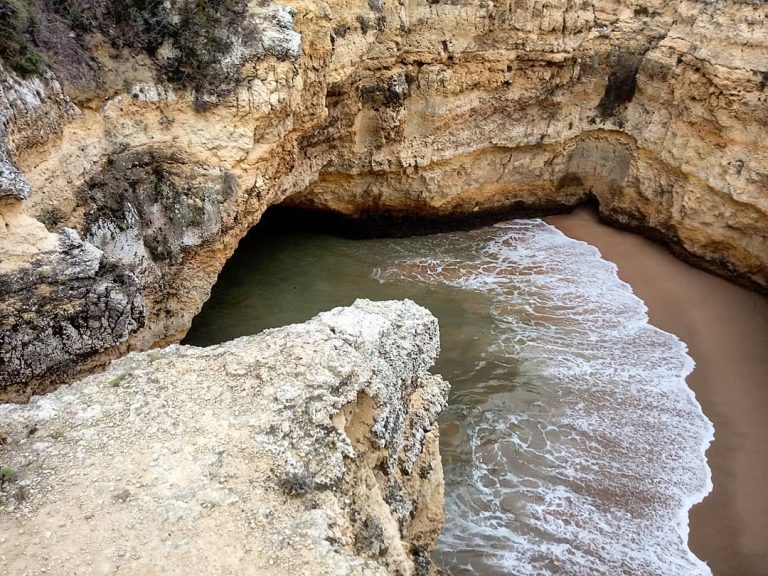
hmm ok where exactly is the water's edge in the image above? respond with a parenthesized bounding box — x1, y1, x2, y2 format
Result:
(186, 218, 715, 575)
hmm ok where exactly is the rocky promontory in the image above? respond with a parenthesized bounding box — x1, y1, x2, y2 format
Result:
(0, 300, 449, 575)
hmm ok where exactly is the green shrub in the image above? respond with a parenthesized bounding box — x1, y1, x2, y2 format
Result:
(45, 0, 97, 33)
(1, 0, 252, 103)
(109, 0, 170, 54)
(99, 0, 254, 102)
(0, 0, 46, 76)
(161, 0, 253, 105)
(109, 373, 127, 387)
(0, 466, 16, 488)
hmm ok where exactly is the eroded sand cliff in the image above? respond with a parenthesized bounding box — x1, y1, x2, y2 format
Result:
(0, 299, 448, 575)
(0, 0, 766, 397)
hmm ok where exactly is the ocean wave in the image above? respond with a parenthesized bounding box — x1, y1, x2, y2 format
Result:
(374, 219, 714, 576)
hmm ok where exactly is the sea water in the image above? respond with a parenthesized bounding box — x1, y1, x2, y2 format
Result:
(184, 217, 714, 575)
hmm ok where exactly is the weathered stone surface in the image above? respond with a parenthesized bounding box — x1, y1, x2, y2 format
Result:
(0, 65, 75, 200)
(0, 212, 145, 400)
(0, 152, 30, 200)
(0, 299, 448, 575)
(0, 0, 766, 395)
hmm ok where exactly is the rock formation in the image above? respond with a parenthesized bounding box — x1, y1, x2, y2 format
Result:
(0, 299, 449, 575)
(0, 0, 766, 397)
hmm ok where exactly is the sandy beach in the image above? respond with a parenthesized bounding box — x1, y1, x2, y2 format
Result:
(547, 208, 768, 576)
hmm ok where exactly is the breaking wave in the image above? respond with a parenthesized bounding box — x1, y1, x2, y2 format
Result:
(374, 220, 714, 576)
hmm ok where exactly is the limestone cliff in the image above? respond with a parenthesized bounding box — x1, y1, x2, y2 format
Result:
(0, 0, 766, 398)
(0, 299, 448, 575)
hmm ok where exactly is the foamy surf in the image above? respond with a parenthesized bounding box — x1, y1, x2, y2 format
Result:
(374, 219, 714, 576)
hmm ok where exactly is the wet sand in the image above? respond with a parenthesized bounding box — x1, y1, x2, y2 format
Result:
(547, 208, 768, 576)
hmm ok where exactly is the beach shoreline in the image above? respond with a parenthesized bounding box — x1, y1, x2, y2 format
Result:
(547, 208, 768, 576)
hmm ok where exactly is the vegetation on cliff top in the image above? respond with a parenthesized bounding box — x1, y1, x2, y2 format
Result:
(0, 0, 254, 103)
(0, 0, 46, 75)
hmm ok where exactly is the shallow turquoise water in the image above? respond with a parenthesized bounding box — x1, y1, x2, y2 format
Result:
(185, 216, 713, 575)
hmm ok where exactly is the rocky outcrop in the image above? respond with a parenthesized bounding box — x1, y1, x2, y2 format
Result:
(0, 299, 448, 575)
(0, 0, 766, 397)
(0, 208, 145, 399)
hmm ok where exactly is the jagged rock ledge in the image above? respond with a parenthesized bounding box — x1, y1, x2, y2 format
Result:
(0, 300, 449, 576)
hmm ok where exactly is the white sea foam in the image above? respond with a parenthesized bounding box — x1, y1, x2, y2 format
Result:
(374, 220, 714, 576)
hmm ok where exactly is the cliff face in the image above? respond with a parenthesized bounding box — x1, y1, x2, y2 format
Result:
(0, 0, 766, 398)
(0, 299, 449, 575)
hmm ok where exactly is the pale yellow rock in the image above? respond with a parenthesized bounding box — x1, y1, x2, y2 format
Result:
(0, 300, 449, 576)
(0, 202, 59, 274)
(0, 0, 766, 394)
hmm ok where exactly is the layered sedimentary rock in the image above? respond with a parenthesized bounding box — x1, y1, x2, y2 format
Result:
(0, 0, 766, 397)
(0, 299, 448, 575)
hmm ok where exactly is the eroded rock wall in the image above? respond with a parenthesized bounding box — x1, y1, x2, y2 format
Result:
(0, 299, 448, 575)
(289, 0, 767, 287)
(0, 0, 766, 397)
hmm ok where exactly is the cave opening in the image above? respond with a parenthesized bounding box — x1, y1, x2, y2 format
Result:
(182, 202, 501, 385)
